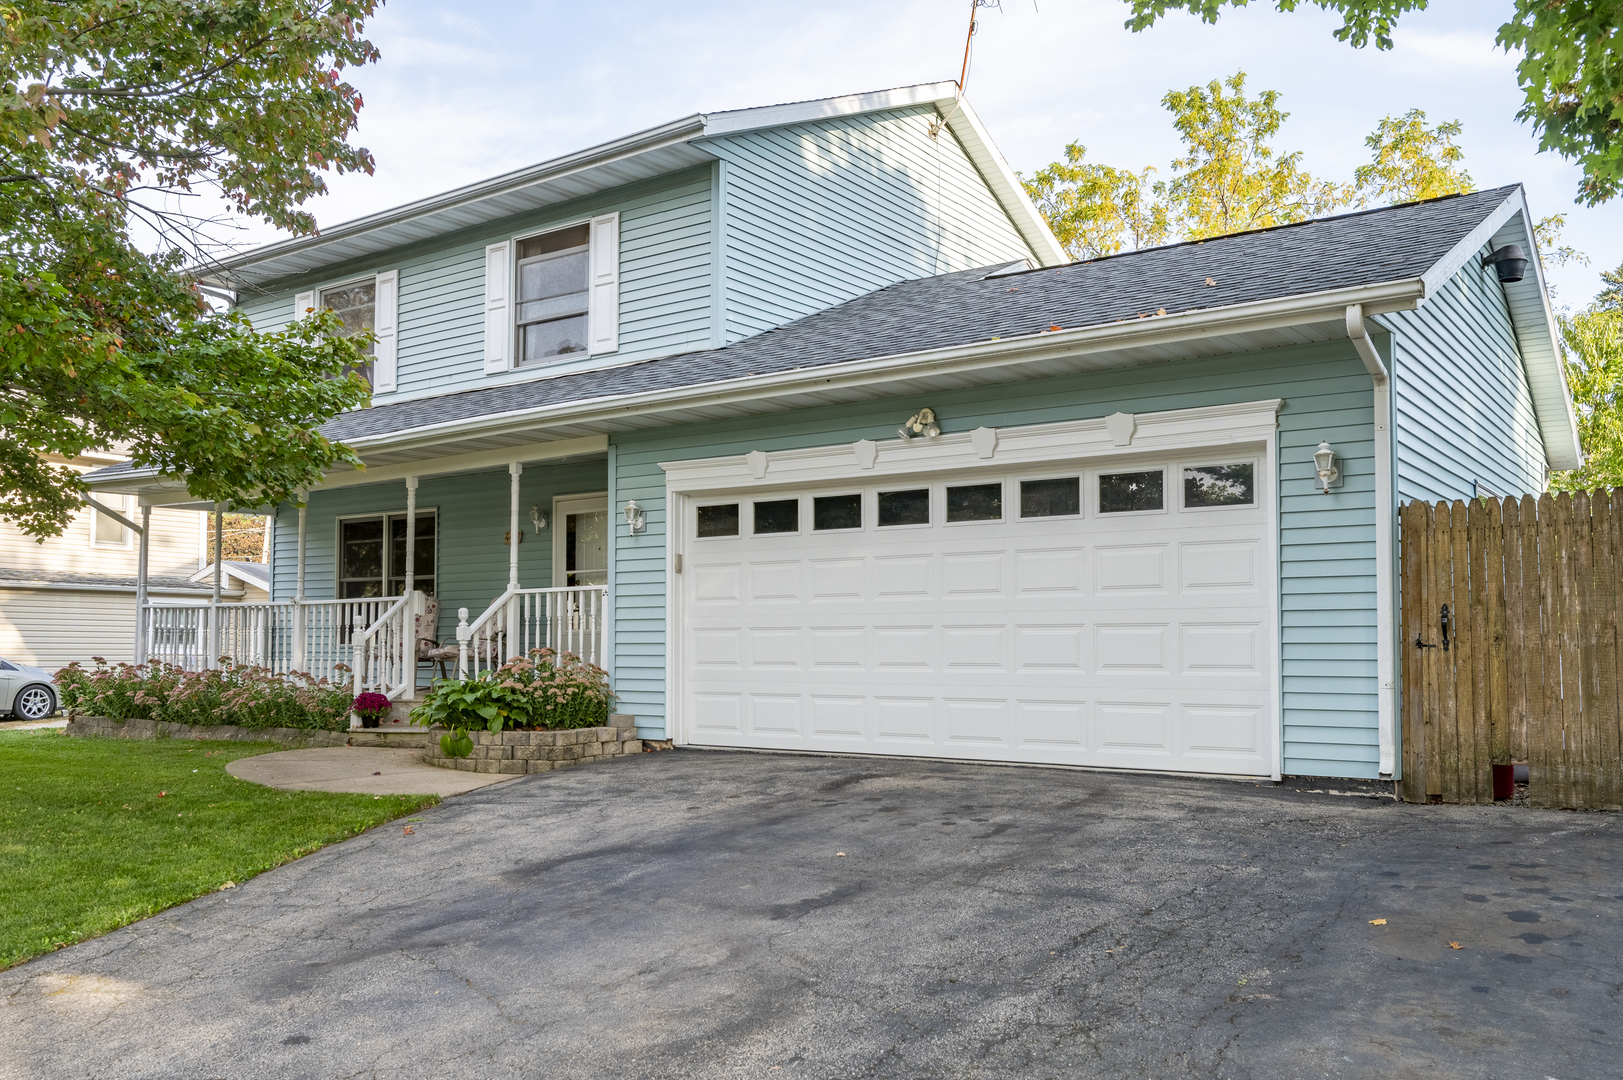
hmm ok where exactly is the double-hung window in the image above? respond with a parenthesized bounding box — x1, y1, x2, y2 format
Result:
(319, 280, 376, 387)
(485, 214, 617, 374)
(516, 225, 590, 366)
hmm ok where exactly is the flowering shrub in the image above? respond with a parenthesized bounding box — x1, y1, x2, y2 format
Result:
(55, 659, 353, 731)
(410, 648, 613, 734)
(352, 692, 392, 724)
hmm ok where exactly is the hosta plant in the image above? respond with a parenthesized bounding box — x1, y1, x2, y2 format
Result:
(410, 648, 614, 734)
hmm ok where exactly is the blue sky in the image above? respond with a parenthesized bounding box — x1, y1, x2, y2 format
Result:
(243, 0, 1620, 307)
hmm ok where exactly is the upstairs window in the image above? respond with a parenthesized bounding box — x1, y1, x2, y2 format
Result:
(91, 493, 130, 547)
(516, 224, 590, 366)
(319, 279, 376, 387)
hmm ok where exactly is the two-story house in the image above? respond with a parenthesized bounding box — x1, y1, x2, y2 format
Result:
(85, 83, 1576, 783)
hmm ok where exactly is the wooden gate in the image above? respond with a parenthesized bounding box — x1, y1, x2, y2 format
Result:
(1399, 491, 1623, 809)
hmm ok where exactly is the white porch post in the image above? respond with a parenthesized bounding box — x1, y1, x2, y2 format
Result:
(292, 495, 307, 671)
(508, 462, 522, 590)
(404, 476, 418, 596)
(133, 504, 151, 663)
(209, 505, 223, 667)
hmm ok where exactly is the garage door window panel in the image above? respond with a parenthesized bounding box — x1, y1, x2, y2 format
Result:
(946, 483, 1003, 523)
(1099, 469, 1165, 514)
(696, 503, 740, 538)
(753, 499, 800, 535)
(878, 488, 930, 527)
(1183, 462, 1255, 509)
(813, 494, 862, 531)
(1019, 477, 1081, 519)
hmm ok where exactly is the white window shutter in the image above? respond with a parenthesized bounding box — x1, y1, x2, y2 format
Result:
(294, 290, 315, 322)
(484, 241, 511, 374)
(588, 212, 620, 355)
(372, 270, 399, 393)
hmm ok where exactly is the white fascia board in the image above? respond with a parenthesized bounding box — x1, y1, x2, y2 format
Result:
(322, 435, 609, 483)
(942, 96, 1068, 267)
(1416, 186, 1579, 470)
(662, 398, 1283, 495)
(697, 82, 962, 136)
(359, 277, 1424, 457)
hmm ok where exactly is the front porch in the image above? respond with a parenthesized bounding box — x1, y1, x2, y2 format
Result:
(136, 447, 614, 712)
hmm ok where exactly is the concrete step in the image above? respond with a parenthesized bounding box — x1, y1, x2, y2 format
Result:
(346, 722, 429, 748)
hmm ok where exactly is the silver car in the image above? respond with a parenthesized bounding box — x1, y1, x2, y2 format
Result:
(0, 660, 58, 720)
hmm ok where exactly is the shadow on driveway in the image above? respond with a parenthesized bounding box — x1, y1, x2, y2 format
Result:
(2, 750, 1618, 1079)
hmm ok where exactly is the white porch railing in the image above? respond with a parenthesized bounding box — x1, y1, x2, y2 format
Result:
(140, 595, 419, 699)
(457, 585, 608, 678)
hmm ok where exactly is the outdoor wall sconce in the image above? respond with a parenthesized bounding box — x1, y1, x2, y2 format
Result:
(1314, 441, 1339, 494)
(1482, 244, 1528, 283)
(530, 505, 548, 534)
(623, 499, 646, 534)
(898, 407, 941, 441)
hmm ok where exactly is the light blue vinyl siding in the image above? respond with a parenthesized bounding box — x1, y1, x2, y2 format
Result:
(1387, 254, 1547, 503)
(238, 169, 715, 403)
(706, 106, 1036, 342)
(270, 461, 608, 648)
(610, 341, 1382, 778)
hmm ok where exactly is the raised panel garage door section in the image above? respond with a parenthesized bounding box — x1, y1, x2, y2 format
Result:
(678, 452, 1275, 777)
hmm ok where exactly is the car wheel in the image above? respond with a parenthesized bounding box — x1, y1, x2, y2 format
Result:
(14, 684, 56, 721)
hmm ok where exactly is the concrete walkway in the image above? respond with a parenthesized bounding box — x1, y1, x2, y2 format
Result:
(226, 746, 512, 796)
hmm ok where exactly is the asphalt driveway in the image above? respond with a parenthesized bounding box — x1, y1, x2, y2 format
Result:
(2, 750, 1619, 1080)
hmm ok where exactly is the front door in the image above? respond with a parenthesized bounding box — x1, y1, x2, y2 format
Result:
(552, 494, 608, 587)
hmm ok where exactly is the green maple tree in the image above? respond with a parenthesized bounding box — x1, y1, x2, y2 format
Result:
(0, 1, 382, 538)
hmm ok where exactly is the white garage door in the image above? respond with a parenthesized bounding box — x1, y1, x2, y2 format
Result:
(676, 451, 1275, 777)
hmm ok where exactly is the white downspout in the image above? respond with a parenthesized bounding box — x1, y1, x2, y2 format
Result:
(1347, 304, 1396, 779)
(210, 505, 224, 668)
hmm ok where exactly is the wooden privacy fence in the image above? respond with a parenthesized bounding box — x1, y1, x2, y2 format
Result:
(1400, 490, 1623, 809)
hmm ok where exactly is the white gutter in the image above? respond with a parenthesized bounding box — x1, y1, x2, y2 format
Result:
(1346, 303, 1397, 779)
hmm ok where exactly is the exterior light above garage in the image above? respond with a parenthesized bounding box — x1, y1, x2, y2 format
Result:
(898, 407, 941, 441)
(1314, 442, 1339, 495)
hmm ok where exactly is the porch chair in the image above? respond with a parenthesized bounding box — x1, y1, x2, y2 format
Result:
(414, 596, 459, 682)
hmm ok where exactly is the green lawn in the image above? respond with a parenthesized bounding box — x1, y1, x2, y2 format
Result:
(0, 731, 438, 970)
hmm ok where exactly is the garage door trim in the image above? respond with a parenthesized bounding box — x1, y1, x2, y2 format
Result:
(661, 399, 1283, 776)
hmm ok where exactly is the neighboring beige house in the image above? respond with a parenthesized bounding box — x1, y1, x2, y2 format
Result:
(0, 452, 234, 669)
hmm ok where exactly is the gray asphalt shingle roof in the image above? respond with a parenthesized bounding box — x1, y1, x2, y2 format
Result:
(321, 186, 1513, 443)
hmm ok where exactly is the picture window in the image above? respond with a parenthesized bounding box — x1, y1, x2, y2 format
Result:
(946, 483, 1002, 522)
(696, 504, 739, 538)
(878, 489, 930, 527)
(1184, 463, 1255, 508)
(1020, 477, 1080, 518)
(515, 224, 590, 367)
(340, 513, 435, 598)
(1099, 469, 1164, 513)
(813, 494, 862, 531)
(753, 499, 799, 535)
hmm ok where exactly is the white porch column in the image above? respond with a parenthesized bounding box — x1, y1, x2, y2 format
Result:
(133, 504, 151, 663)
(508, 462, 522, 591)
(403, 476, 418, 596)
(209, 505, 224, 667)
(292, 494, 307, 671)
